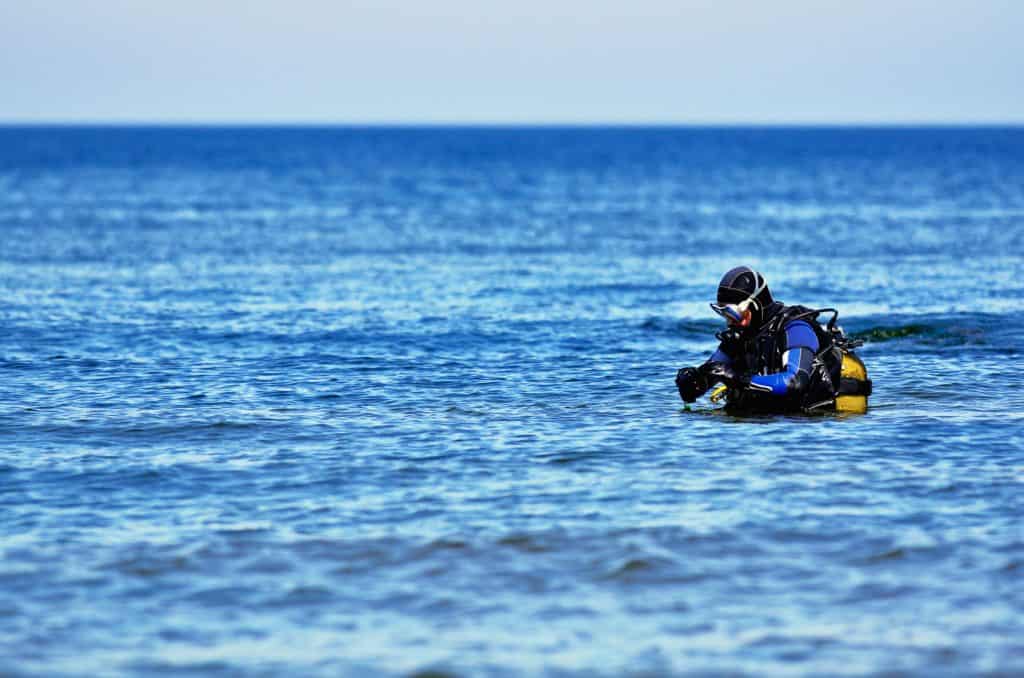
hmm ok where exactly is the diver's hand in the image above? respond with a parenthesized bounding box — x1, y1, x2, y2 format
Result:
(701, 362, 750, 390)
(675, 366, 708, 403)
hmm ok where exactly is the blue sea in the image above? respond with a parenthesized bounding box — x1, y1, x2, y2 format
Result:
(1, 126, 1022, 677)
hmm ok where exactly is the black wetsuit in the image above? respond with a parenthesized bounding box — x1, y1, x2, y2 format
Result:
(707, 303, 844, 413)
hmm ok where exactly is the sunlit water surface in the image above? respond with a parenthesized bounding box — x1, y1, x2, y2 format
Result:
(1, 127, 1022, 677)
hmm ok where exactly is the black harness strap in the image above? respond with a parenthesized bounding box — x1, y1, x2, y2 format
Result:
(839, 377, 873, 397)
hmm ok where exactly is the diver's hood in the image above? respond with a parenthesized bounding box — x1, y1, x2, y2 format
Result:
(716, 266, 775, 309)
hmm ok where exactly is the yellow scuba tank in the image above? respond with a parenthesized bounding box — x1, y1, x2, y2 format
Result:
(835, 350, 870, 413)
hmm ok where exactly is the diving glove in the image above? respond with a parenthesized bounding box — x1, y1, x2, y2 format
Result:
(700, 362, 751, 390)
(675, 366, 709, 403)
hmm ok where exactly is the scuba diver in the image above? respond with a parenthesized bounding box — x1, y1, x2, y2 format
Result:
(675, 266, 871, 414)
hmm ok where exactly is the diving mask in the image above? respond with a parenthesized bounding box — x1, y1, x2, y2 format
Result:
(709, 271, 767, 325)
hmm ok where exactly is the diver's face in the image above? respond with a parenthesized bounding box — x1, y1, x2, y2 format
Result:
(728, 309, 752, 328)
(711, 301, 754, 328)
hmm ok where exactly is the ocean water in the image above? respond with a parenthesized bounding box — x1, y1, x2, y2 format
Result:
(1, 126, 1022, 677)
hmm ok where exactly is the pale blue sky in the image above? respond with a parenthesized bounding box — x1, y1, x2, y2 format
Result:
(1, 0, 1021, 123)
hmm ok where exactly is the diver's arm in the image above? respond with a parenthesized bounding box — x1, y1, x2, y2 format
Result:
(676, 345, 734, 402)
(696, 345, 736, 387)
(748, 347, 815, 394)
(748, 321, 819, 396)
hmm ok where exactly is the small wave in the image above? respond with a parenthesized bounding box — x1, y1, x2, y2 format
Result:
(852, 321, 987, 346)
(29, 419, 284, 439)
(640, 316, 720, 337)
(606, 557, 657, 576)
(409, 669, 462, 678)
(852, 324, 932, 342)
(864, 547, 907, 563)
(851, 313, 1009, 349)
(645, 311, 1014, 350)
(496, 531, 560, 553)
(417, 538, 469, 554)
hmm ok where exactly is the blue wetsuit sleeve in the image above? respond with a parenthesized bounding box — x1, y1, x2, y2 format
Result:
(749, 320, 819, 396)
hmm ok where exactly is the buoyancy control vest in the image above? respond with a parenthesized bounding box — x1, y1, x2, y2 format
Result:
(715, 304, 872, 413)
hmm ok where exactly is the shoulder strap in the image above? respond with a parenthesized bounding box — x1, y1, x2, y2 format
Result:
(765, 304, 817, 337)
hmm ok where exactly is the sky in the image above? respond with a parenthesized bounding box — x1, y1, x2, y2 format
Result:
(1, 0, 1022, 124)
